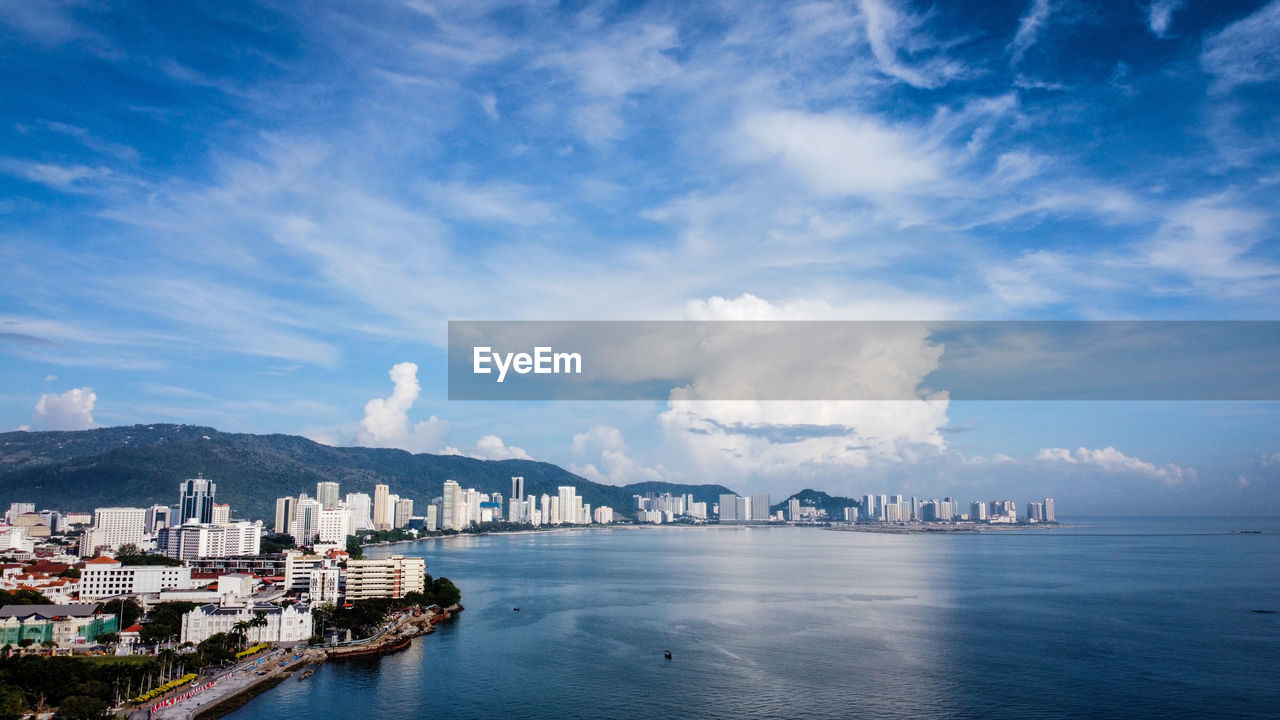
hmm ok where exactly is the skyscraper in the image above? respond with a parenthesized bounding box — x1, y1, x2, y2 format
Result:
(1044, 497, 1056, 523)
(179, 476, 216, 524)
(511, 476, 525, 501)
(719, 494, 739, 521)
(787, 497, 801, 522)
(345, 492, 372, 530)
(394, 498, 414, 529)
(373, 484, 391, 531)
(274, 497, 296, 535)
(751, 494, 771, 522)
(442, 480, 461, 531)
(316, 482, 340, 510)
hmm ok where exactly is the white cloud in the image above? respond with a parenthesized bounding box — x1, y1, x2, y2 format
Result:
(470, 435, 532, 461)
(1261, 452, 1280, 466)
(1202, 0, 1280, 91)
(356, 362, 452, 453)
(32, 387, 98, 430)
(0, 159, 111, 189)
(569, 425, 664, 486)
(858, 0, 967, 88)
(1036, 446, 1191, 485)
(1147, 0, 1184, 38)
(738, 109, 942, 197)
(650, 294, 952, 495)
(1008, 0, 1054, 65)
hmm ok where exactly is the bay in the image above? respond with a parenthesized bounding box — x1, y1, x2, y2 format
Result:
(226, 517, 1280, 719)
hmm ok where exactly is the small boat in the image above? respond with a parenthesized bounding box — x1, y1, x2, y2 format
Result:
(664, 650, 672, 659)
(513, 607, 520, 611)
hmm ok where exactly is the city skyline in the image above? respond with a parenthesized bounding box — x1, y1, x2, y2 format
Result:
(1, 1, 1277, 516)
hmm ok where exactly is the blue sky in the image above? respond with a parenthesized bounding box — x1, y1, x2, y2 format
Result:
(1, 0, 1277, 514)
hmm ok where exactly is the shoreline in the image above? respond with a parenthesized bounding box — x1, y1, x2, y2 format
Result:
(144, 606, 462, 720)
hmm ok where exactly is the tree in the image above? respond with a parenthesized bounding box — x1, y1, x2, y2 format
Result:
(17, 639, 34, 649)
(40, 640, 57, 649)
(138, 602, 197, 645)
(54, 695, 109, 720)
(345, 535, 364, 560)
(429, 577, 461, 608)
(0, 685, 26, 720)
(114, 544, 141, 562)
(95, 633, 119, 645)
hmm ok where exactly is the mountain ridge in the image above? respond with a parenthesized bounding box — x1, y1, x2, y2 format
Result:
(0, 424, 737, 522)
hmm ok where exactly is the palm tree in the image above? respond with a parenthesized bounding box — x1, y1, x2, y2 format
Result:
(230, 620, 251, 650)
(248, 611, 269, 644)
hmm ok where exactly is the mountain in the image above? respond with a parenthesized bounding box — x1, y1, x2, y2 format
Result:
(0, 425, 737, 522)
(771, 488, 861, 519)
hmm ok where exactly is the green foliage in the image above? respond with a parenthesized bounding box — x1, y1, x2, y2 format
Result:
(259, 534, 295, 554)
(94, 634, 119, 645)
(428, 577, 461, 608)
(55, 694, 110, 720)
(345, 535, 364, 559)
(196, 633, 236, 663)
(114, 546, 182, 566)
(138, 602, 197, 645)
(0, 589, 51, 606)
(0, 655, 162, 714)
(0, 684, 25, 720)
(57, 567, 81, 579)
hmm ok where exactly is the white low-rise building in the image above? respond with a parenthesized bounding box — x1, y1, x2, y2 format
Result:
(158, 521, 262, 560)
(79, 556, 195, 600)
(180, 601, 313, 645)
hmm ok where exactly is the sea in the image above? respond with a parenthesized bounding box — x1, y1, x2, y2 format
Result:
(225, 517, 1280, 720)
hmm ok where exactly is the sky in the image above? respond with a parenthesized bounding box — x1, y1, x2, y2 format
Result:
(1, 0, 1278, 515)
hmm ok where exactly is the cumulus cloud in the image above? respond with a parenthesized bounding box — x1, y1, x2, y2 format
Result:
(356, 362, 452, 453)
(569, 425, 665, 486)
(1036, 446, 1191, 484)
(651, 294, 952, 494)
(470, 435, 532, 461)
(32, 387, 98, 430)
(1202, 0, 1280, 91)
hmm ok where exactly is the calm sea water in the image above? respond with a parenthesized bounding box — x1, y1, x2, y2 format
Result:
(226, 518, 1280, 720)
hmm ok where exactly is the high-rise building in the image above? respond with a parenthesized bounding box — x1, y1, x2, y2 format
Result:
(787, 498, 801, 522)
(751, 494, 771, 522)
(373, 484, 392, 531)
(593, 506, 614, 524)
(441, 481, 461, 531)
(145, 505, 172, 534)
(316, 507, 352, 544)
(179, 476, 216, 524)
(316, 482, 341, 510)
(274, 497, 297, 535)
(394, 498, 414, 529)
(557, 487, 577, 525)
(1043, 498, 1056, 523)
(863, 494, 875, 520)
(736, 496, 750, 521)
(511, 476, 525, 502)
(211, 503, 231, 525)
(5, 503, 34, 525)
(425, 505, 438, 532)
(290, 496, 324, 545)
(971, 501, 988, 521)
(79, 507, 148, 556)
(719, 494, 739, 522)
(345, 493, 373, 531)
